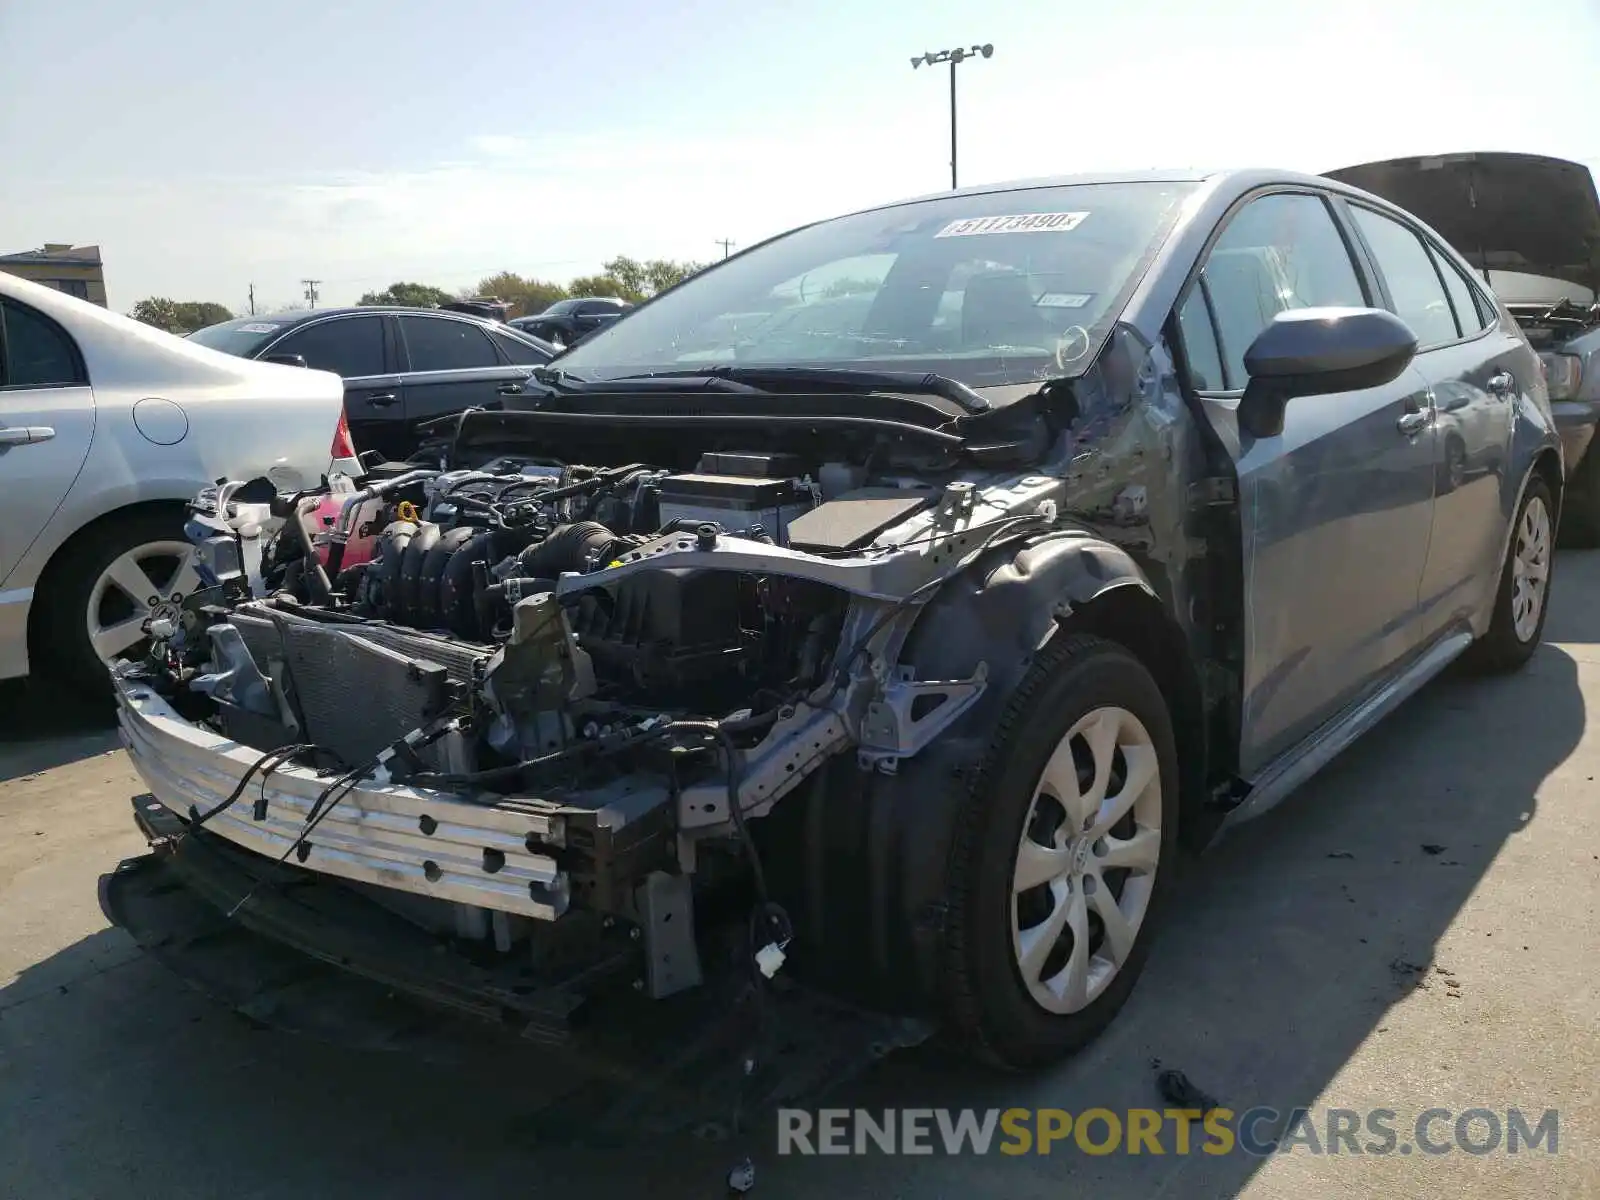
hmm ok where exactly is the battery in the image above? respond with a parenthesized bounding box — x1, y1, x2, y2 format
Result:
(655, 473, 812, 541)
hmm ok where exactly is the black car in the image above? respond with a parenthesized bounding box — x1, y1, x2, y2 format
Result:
(188, 307, 557, 462)
(508, 296, 630, 347)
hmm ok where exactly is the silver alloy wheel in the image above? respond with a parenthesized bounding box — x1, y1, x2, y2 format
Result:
(1510, 494, 1552, 643)
(1011, 705, 1162, 1015)
(86, 539, 203, 663)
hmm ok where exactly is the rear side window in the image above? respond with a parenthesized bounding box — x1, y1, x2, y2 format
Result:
(0, 299, 86, 388)
(271, 316, 385, 378)
(1428, 243, 1489, 337)
(1199, 192, 1367, 389)
(490, 329, 552, 365)
(1176, 286, 1225, 392)
(1349, 207, 1459, 347)
(400, 316, 498, 371)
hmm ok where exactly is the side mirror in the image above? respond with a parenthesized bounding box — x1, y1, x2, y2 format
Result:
(264, 353, 308, 368)
(1236, 307, 1417, 438)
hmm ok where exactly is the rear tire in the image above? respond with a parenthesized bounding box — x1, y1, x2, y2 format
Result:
(940, 633, 1179, 1069)
(35, 509, 194, 697)
(1466, 475, 1554, 674)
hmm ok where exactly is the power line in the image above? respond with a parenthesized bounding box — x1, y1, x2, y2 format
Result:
(302, 279, 321, 309)
(247, 282, 256, 315)
(715, 239, 736, 260)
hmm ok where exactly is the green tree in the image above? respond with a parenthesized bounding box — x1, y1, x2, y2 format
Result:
(640, 257, 708, 295)
(129, 298, 235, 334)
(565, 273, 630, 301)
(475, 271, 569, 317)
(561, 257, 708, 305)
(357, 281, 455, 307)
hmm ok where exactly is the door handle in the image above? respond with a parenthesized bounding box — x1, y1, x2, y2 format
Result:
(363, 393, 399, 408)
(496, 382, 524, 395)
(0, 426, 55, 445)
(1488, 372, 1516, 395)
(1396, 410, 1430, 435)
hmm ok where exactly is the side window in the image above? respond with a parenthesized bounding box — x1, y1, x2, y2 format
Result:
(0, 299, 86, 388)
(1349, 206, 1460, 347)
(399, 316, 499, 371)
(1199, 192, 1366, 389)
(1428, 244, 1488, 337)
(490, 329, 552, 365)
(272, 316, 385, 378)
(1176, 286, 1225, 392)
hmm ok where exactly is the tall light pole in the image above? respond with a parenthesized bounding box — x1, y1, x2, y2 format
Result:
(910, 43, 993, 190)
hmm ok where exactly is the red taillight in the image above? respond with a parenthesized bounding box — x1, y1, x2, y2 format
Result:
(330, 410, 356, 459)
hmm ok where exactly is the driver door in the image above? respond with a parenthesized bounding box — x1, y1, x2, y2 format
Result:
(1178, 190, 1438, 776)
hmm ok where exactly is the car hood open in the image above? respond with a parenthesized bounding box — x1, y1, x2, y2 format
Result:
(1325, 152, 1600, 291)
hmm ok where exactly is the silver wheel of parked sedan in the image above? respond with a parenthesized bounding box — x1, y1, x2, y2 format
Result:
(1511, 494, 1552, 643)
(86, 539, 203, 663)
(1012, 704, 1162, 1016)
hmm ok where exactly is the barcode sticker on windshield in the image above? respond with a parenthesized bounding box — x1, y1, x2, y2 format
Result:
(1037, 292, 1093, 308)
(238, 323, 281, 333)
(934, 212, 1090, 238)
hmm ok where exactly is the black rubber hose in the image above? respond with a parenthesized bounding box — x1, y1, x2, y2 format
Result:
(289, 498, 335, 603)
(514, 521, 621, 578)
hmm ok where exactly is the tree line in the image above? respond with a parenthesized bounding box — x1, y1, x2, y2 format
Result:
(128, 255, 709, 335)
(358, 255, 707, 314)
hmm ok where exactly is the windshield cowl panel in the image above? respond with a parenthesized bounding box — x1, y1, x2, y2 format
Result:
(554, 181, 1196, 391)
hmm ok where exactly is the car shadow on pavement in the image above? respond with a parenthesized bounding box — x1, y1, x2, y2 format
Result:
(0, 677, 119, 784)
(0, 640, 1589, 1199)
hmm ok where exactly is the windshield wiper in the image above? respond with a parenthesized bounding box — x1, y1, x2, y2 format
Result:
(593, 366, 991, 412)
(529, 364, 590, 391)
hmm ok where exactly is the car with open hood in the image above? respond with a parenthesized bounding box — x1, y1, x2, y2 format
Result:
(101, 168, 1560, 1109)
(1326, 152, 1600, 541)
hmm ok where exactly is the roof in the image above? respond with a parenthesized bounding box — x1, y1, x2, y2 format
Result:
(230, 305, 499, 329)
(0, 243, 103, 268)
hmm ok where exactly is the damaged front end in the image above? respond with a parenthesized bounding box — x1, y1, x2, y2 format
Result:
(107, 421, 1079, 1045)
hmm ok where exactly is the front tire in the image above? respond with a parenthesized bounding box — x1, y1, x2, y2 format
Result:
(1466, 475, 1555, 673)
(941, 634, 1179, 1069)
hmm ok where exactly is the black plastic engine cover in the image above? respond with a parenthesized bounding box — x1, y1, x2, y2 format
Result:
(569, 568, 747, 690)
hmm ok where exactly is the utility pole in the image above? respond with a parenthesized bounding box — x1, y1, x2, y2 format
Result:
(302, 279, 321, 309)
(910, 43, 994, 190)
(247, 283, 256, 316)
(715, 239, 736, 260)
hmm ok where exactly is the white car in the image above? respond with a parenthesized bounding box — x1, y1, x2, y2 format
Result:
(0, 272, 351, 692)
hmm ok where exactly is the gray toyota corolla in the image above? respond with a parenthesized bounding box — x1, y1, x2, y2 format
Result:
(106, 168, 1559, 1091)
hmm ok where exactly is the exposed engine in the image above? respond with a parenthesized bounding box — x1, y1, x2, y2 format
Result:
(314, 453, 841, 716)
(137, 439, 1056, 1016)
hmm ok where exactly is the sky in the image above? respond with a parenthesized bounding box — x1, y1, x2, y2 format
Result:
(4, 0, 1600, 313)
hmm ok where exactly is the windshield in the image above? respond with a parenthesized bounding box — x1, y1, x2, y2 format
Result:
(555, 181, 1195, 388)
(186, 317, 288, 358)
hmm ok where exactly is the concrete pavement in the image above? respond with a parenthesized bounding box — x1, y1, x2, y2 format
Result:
(3, 556, 1598, 1198)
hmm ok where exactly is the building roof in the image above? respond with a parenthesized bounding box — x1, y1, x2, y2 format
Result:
(0, 244, 103, 268)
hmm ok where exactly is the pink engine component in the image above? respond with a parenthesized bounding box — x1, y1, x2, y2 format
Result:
(308, 493, 379, 569)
